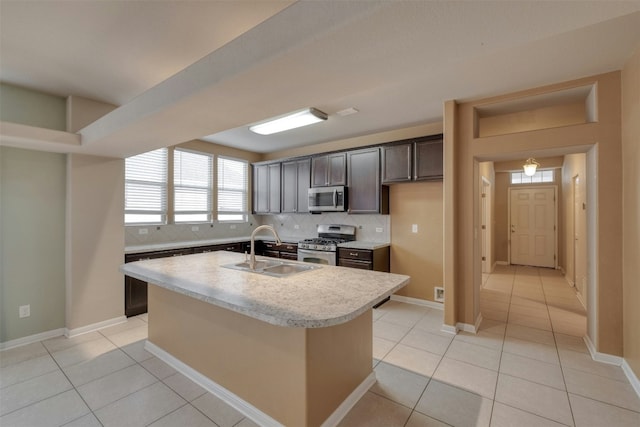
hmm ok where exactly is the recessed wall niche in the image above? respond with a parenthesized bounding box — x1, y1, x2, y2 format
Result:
(474, 84, 597, 138)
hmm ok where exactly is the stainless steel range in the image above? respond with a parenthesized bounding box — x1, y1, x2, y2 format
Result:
(297, 224, 356, 266)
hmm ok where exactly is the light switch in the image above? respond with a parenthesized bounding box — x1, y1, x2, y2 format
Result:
(412, 224, 418, 233)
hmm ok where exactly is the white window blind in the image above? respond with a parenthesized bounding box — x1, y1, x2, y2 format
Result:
(125, 148, 168, 224)
(217, 156, 248, 222)
(511, 170, 554, 184)
(174, 149, 213, 223)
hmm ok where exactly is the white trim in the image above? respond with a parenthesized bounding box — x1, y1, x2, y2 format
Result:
(320, 372, 376, 427)
(575, 292, 586, 310)
(583, 335, 623, 366)
(456, 323, 477, 334)
(564, 274, 575, 288)
(0, 328, 65, 351)
(622, 359, 640, 399)
(146, 340, 375, 427)
(440, 324, 458, 335)
(65, 316, 127, 338)
(391, 295, 443, 310)
(146, 341, 284, 427)
(495, 261, 509, 266)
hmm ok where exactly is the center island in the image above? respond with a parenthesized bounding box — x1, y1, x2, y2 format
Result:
(121, 251, 409, 427)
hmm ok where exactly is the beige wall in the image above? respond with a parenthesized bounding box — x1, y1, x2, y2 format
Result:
(390, 182, 443, 301)
(449, 72, 623, 355)
(0, 83, 66, 131)
(66, 154, 125, 330)
(0, 147, 66, 343)
(622, 47, 640, 378)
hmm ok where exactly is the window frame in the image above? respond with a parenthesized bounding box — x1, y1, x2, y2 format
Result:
(173, 148, 214, 224)
(124, 148, 168, 225)
(216, 155, 249, 223)
(510, 169, 555, 185)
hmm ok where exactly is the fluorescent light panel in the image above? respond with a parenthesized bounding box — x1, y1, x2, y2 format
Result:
(249, 108, 327, 135)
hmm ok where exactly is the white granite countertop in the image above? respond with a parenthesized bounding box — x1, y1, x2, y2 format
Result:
(337, 241, 390, 250)
(125, 235, 306, 254)
(120, 251, 408, 328)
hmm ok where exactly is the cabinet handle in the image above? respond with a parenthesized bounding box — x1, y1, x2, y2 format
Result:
(349, 252, 358, 257)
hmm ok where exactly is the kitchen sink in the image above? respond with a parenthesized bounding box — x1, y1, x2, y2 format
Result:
(222, 260, 320, 277)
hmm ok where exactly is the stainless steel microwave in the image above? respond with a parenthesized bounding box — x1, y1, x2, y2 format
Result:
(308, 186, 347, 212)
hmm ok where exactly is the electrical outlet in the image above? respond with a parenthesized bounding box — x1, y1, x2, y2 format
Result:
(376, 227, 383, 233)
(434, 287, 444, 302)
(191, 226, 199, 231)
(19, 304, 30, 318)
(294, 224, 300, 229)
(230, 224, 236, 229)
(138, 228, 148, 235)
(412, 224, 418, 233)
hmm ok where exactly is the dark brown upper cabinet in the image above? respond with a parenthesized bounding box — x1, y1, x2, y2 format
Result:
(311, 153, 346, 187)
(347, 147, 389, 214)
(381, 135, 443, 183)
(281, 158, 311, 213)
(253, 162, 281, 214)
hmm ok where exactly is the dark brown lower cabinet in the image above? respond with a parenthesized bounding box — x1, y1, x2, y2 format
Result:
(123, 243, 248, 317)
(338, 246, 390, 272)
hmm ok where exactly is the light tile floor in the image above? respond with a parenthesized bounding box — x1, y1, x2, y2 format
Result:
(1, 266, 639, 426)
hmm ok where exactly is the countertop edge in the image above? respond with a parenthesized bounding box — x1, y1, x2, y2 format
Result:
(120, 258, 409, 328)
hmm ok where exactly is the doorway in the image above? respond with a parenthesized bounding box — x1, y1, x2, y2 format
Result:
(509, 186, 557, 268)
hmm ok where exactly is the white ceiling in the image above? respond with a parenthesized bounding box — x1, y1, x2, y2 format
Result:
(1, 1, 639, 158)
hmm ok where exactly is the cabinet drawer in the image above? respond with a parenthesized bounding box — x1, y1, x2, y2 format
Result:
(280, 252, 298, 261)
(279, 243, 298, 253)
(338, 247, 373, 262)
(263, 250, 280, 258)
(338, 258, 372, 270)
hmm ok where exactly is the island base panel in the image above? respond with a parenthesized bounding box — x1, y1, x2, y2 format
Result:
(148, 285, 373, 427)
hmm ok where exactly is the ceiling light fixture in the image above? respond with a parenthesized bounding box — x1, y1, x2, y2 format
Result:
(523, 158, 540, 176)
(249, 108, 328, 135)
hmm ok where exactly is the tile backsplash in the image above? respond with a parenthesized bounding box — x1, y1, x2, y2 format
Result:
(260, 213, 390, 242)
(125, 213, 390, 247)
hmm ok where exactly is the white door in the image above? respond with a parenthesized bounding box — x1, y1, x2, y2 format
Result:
(510, 187, 556, 268)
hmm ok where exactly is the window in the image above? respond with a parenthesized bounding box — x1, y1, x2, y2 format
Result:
(125, 148, 168, 224)
(217, 156, 248, 222)
(174, 149, 213, 223)
(511, 169, 554, 184)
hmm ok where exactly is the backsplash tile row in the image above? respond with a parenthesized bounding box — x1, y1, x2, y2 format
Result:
(125, 214, 390, 247)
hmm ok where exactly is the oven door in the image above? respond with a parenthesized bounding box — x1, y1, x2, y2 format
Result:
(297, 248, 336, 266)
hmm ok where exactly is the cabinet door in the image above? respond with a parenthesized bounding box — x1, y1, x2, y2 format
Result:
(382, 143, 412, 183)
(328, 153, 346, 186)
(268, 163, 281, 213)
(282, 159, 310, 213)
(281, 161, 298, 213)
(253, 164, 269, 213)
(414, 138, 443, 180)
(296, 159, 311, 213)
(347, 148, 385, 214)
(311, 156, 329, 187)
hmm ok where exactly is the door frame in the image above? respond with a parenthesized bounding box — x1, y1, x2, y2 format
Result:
(481, 177, 492, 273)
(507, 185, 558, 269)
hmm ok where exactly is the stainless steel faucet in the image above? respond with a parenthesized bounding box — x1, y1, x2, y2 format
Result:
(249, 225, 282, 270)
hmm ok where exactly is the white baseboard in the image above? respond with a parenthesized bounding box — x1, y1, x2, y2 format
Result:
(622, 359, 640, 399)
(564, 274, 574, 288)
(146, 341, 285, 427)
(440, 324, 458, 335)
(584, 335, 640, 400)
(495, 261, 509, 266)
(391, 295, 443, 311)
(575, 292, 586, 310)
(146, 340, 375, 427)
(0, 328, 65, 351)
(583, 335, 623, 366)
(65, 316, 128, 338)
(320, 372, 376, 427)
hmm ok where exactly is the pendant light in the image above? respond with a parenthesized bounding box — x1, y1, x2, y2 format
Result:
(523, 158, 540, 176)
